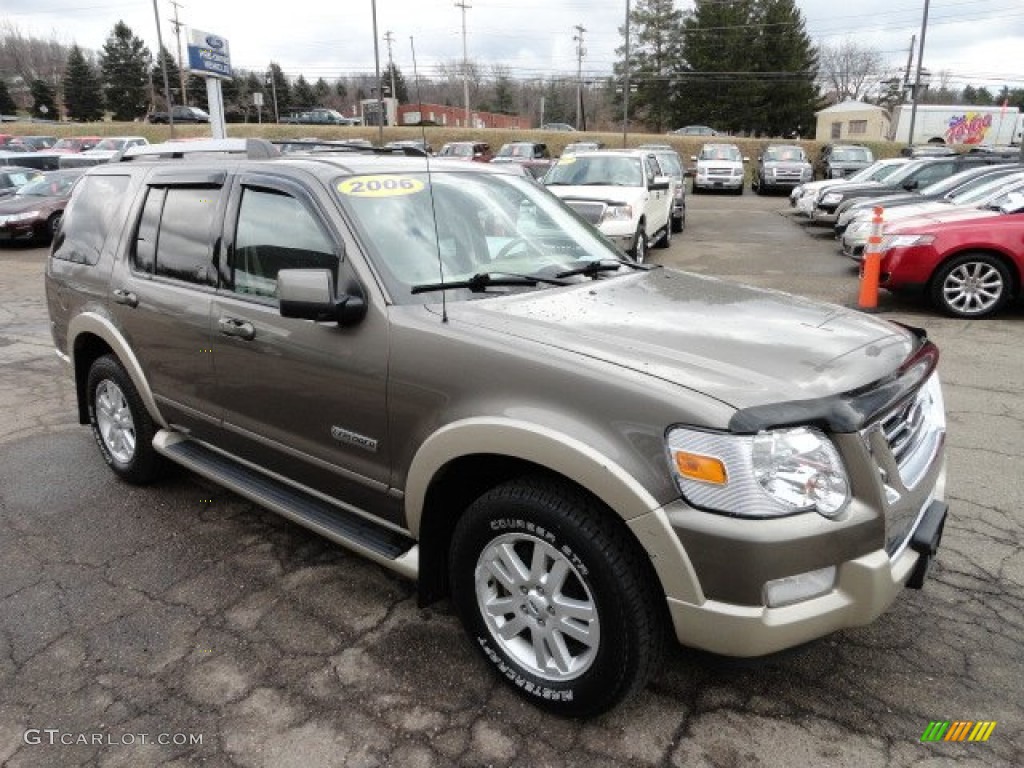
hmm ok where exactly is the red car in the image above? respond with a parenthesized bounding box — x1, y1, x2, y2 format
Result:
(878, 197, 1024, 318)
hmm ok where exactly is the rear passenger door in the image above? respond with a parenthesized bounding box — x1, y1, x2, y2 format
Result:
(208, 173, 396, 521)
(109, 171, 227, 440)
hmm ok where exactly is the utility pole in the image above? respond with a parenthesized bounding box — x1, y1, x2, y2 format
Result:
(371, 0, 384, 145)
(168, 0, 188, 105)
(574, 25, 586, 131)
(906, 0, 930, 148)
(266, 66, 279, 123)
(383, 30, 397, 102)
(622, 0, 631, 147)
(902, 34, 916, 101)
(455, 1, 471, 128)
(150, 0, 175, 137)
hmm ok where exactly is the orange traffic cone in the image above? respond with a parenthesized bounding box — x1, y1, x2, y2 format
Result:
(857, 206, 884, 311)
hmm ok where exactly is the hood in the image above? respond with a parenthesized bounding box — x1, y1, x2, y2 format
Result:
(0, 195, 55, 214)
(444, 269, 916, 411)
(888, 207, 1003, 233)
(547, 185, 640, 204)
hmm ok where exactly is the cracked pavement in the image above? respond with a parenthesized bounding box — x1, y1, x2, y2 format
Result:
(1, 194, 1022, 767)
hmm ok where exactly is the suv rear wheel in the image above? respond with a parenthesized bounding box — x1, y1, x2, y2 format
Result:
(630, 223, 647, 263)
(449, 477, 664, 717)
(87, 355, 166, 484)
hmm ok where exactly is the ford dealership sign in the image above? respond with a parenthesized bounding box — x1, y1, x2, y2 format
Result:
(187, 29, 231, 79)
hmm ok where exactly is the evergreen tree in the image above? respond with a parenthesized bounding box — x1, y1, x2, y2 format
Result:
(63, 45, 104, 121)
(151, 46, 181, 107)
(100, 21, 151, 120)
(619, 0, 685, 133)
(750, 0, 817, 136)
(30, 79, 58, 119)
(267, 62, 291, 115)
(493, 71, 516, 114)
(677, 0, 758, 133)
(314, 77, 331, 104)
(382, 63, 409, 103)
(293, 74, 315, 108)
(335, 80, 348, 100)
(0, 79, 17, 116)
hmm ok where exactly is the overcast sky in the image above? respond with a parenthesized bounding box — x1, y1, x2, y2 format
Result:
(6, 0, 1023, 91)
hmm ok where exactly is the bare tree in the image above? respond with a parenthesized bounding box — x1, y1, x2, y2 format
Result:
(816, 38, 886, 103)
(0, 21, 72, 109)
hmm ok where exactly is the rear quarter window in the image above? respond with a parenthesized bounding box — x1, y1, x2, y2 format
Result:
(52, 174, 131, 265)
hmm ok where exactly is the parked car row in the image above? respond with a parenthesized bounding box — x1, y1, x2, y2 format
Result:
(786, 154, 1024, 318)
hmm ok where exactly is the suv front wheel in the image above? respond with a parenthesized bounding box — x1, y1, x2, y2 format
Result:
(87, 355, 166, 484)
(449, 477, 664, 717)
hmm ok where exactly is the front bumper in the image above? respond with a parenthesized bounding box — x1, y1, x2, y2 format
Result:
(695, 175, 743, 190)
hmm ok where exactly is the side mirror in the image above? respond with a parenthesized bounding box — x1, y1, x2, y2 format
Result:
(690, 155, 697, 162)
(903, 179, 919, 191)
(743, 156, 750, 163)
(651, 175, 672, 191)
(278, 269, 366, 326)
(999, 192, 1024, 214)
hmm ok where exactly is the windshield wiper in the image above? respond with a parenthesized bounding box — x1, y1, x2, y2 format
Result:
(411, 271, 569, 295)
(555, 259, 655, 279)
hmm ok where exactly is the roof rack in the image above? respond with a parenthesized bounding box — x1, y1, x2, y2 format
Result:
(271, 139, 428, 157)
(115, 138, 280, 162)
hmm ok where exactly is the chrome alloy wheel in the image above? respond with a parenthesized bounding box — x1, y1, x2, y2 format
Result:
(475, 533, 600, 682)
(94, 379, 137, 464)
(942, 260, 1004, 315)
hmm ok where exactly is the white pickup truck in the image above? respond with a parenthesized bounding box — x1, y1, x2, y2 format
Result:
(543, 149, 674, 263)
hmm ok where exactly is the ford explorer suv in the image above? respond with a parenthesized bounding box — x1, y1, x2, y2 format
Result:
(45, 138, 949, 717)
(752, 144, 813, 195)
(817, 144, 874, 180)
(691, 143, 747, 194)
(543, 148, 674, 262)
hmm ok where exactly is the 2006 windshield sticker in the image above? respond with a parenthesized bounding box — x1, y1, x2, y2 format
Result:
(337, 176, 425, 197)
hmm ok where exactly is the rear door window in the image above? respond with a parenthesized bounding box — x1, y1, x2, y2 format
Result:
(52, 174, 130, 265)
(131, 185, 223, 285)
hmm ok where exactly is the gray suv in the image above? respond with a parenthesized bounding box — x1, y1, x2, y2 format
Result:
(752, 144, 813, 194)
(45, 138, 949, 717)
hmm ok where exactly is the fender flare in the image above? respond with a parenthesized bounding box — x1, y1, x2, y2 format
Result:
(68, 311, 167, 428)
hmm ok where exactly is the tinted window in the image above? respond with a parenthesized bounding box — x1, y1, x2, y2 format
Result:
(132, 187, 164, 274)
(232, 187, 336, 300)
(53, 174, 130, 265)
(153, 187, 220, 285)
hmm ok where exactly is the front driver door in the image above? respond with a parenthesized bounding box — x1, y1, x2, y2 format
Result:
(209, 173, 396, 522)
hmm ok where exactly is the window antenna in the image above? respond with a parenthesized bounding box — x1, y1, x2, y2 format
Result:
(410, 35, 447, 323)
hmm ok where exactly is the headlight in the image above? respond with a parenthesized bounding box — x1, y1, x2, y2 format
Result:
(601, 204, 633, 222)
(821, 192, 843, 205)
(732, 168, 743, 177)
(5, 210, 41, 223)
(847, 220, 870, 235)
(666, 426, 851, 519)
(881, 233, 935, 250)
(801, 168, 812, 180)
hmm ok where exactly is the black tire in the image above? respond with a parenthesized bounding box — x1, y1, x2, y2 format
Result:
(86, 355, 166, 484)
(929, 252, 1013, 319)
(655, 221, 672, 249)
(46, 213, 61, 241)
(734, 184, 744, 196)
(671, 209, 685, 234)
(691, 181, 701, 195)
(449, 477, 665, 717)
(630, 223, 647, 263)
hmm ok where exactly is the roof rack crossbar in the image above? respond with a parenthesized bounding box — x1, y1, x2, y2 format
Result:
(116, 138, 280, 162)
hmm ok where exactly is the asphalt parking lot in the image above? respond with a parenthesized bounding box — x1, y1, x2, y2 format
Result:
(1, 190, 1022, 767)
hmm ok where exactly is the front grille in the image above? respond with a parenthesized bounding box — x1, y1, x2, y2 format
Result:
(707, 167, 733, 176)
(862, 374, 945, 555)
(564, 201, 605, 225)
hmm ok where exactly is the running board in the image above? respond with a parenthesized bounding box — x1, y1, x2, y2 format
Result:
(153, 430, 418, 579)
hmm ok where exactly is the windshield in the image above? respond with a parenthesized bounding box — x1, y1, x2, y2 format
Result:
(764, 147, 806, 162)
(699, 146, 741, 161)
(497, 144, 532, 158)
(544, 155, 643, 186)
(881, 160, 931, 186)
(831, 147, 872, 162)
(952, 172, 1024, 206)
(93, 138, 126, 150)
(653, 152, 682, 176)
(333, 170, 626, 304)
(17, 172, 76, 197)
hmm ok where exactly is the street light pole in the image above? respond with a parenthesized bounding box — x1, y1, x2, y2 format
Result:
(905, 0, 930, 148)
(151, 0, 175, 138)
(456, 1, 472, 128)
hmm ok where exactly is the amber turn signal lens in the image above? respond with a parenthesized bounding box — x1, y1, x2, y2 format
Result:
(673, 451, 727, 484)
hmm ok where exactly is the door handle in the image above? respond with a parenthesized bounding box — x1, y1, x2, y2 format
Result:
(218, 316, 255, 340)
(112, 288, 138, 307)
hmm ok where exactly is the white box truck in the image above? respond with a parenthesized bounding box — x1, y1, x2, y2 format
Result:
(891, 104, 1022, 146)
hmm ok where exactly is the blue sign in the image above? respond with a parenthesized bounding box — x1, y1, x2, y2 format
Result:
(187, 29, 231, 80)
